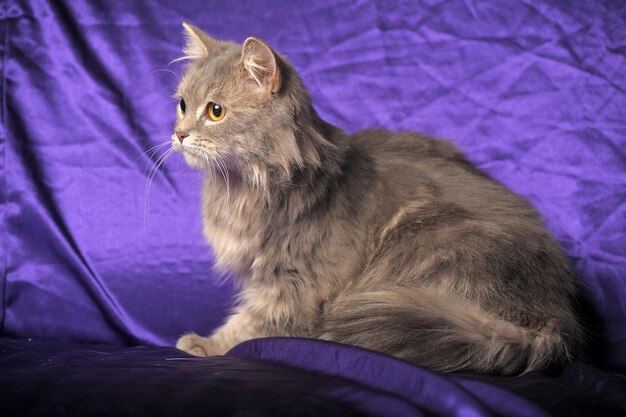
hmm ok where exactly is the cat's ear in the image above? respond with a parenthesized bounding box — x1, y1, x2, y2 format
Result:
(241, 37, 281, 93)
(181, 22, 219, 59)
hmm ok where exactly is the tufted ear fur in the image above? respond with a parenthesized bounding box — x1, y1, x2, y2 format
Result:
(241, 37, 281, 93)
(181, 22, 219, 59)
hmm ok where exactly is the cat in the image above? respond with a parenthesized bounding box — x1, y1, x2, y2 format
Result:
(170, 23, 583, 375)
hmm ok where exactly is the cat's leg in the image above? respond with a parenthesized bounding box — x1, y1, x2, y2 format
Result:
(318, 203, 583, 374)
(321, 284, 580, 375)
(176, 279, 319, 356)
(176, 307, 268, 356)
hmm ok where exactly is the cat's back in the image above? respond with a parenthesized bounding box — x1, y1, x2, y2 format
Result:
(351, 129, 541, 224)
(346, 129, 579, 338)
(352, 129, 462, 162)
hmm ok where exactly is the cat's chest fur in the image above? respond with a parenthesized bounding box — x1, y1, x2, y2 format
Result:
(199, 162, 374, 290)
(200, 182, 267, 276)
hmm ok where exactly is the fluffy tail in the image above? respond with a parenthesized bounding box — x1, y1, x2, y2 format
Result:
(321, 287, 581, 375)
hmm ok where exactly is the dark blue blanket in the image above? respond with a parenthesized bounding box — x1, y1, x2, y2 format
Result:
(2, 338, 625, 417)
(1, 0, 625, 415)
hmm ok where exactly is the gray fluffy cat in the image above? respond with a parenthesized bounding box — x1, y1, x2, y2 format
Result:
(171, 23, 583, 375)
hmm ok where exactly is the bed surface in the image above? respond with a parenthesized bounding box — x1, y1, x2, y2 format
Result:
(1, 0, 625, 415)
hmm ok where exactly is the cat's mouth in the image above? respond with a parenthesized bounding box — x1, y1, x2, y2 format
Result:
(171, 138, 201, 168)
(172, 137, 241, 177)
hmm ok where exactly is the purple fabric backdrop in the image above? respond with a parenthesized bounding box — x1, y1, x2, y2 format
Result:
(1, 0, 625, 383)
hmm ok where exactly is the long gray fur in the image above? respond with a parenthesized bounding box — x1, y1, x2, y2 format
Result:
(170, 24, 583, 375)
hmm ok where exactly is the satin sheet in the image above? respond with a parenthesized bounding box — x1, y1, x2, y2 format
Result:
(0, 1, 625, 415)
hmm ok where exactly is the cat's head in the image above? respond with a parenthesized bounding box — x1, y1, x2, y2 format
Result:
(172, 23, 331, 190)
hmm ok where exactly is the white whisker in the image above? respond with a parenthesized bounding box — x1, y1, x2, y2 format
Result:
(152, 68, 178, 77)
(135, 141, 172, 164)
(143, 147, 176, 229)
(169, 55, 198, 65)
(215, 155, 230, 205)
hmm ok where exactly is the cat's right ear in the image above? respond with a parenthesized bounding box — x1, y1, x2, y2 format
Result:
(241, 37, 281, 93)
(181, 22, 219, 59)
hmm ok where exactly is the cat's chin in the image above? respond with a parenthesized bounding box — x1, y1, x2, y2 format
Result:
(182, 152, 205, 169)
(181, 151, 242, 183)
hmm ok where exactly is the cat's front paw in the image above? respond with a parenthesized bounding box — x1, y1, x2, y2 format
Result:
(176, 332, 217, 357)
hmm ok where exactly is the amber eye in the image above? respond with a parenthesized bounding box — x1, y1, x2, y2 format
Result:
(207, 102, 225, 121)
(180, 98, 186, 114)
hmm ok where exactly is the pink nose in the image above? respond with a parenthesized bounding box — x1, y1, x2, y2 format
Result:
(176, 131, 188, 143)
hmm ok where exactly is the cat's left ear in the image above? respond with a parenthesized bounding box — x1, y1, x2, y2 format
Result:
(241, 37, 281, 93)
(182, 22, 219, 59)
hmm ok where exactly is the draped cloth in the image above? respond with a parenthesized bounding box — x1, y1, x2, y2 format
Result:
(1, 1, 624, 415)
